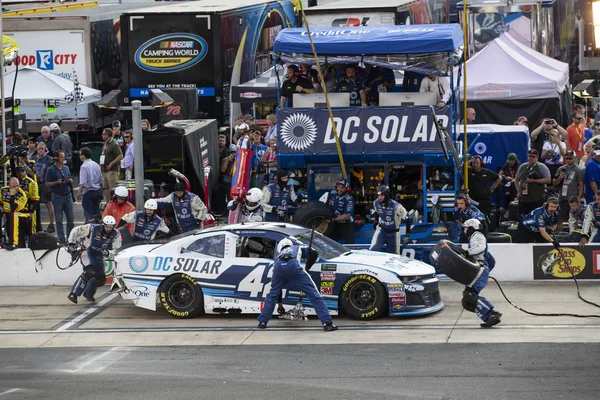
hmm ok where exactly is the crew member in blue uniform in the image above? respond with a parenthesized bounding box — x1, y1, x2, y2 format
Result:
(261, 169, 298, 222)
(567, 195, 585, 243)
(459, 219, 502, 328)
(119, 199, 170, 242)
(516, 197, 560, 244)
(453, 194, 487, 241)
(319, 179, 355, 244)
(580, 190, 600, 246)
(156, 182, 207, 233)
(333, 64, 367, 107)
(67, 216, 121, 303)
(369, 185, 407, 254)
(257, 239, 338, 332)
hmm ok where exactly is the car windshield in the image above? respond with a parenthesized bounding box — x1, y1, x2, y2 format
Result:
(292, 231, 349, 260)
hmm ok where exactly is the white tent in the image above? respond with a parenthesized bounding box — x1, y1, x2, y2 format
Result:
(458, 35, 569, 101)
(497, 33, 569, 77)
(3, 66, 101, 106)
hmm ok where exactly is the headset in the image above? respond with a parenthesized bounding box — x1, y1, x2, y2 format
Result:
(454, 193, 471, 208)
(544, 196, 560, 211)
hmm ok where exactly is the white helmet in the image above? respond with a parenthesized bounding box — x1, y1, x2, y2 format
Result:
(114, 186, 128, 199)
(276, 238, 293, 254)
(463, 218, 481, 230)
(245, 187, 263, 210)
(102, 215, 116, 227)
(144, 199, 158, 210)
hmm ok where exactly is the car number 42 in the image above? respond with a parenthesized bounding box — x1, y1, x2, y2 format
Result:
(237, 263, 275, 298)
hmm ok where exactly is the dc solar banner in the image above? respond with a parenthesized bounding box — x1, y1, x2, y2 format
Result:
(276, 105, 452, 155)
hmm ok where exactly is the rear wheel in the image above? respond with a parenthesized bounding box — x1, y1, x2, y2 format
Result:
(159, 274, 204, 318)
(340, 275, 388, 320)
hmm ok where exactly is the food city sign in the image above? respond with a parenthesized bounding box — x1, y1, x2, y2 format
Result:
(276, 106, 451, 154)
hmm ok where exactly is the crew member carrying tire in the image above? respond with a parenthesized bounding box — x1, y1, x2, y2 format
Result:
(369, 185, 407, 254)
(515, 197, 560, 244)
(261, 169, 299, 222)
(257, 239, 338, 331)
(67, 216, 121, 304)
(156, 182, 207, 233)
(119, 199, 170, 242)
(228, 187, 266, 223)
(457, 219, 502, 328)
(319, 179, 355, 244)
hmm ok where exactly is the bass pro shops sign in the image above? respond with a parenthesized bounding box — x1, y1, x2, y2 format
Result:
(276, 106, 452, 155)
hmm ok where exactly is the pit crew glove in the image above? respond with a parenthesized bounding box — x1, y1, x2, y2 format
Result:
(277, 209, 286, 218)
(401, 235, 410, 247)
(67, 243, 78, 253)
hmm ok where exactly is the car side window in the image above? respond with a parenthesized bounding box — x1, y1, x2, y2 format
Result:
(236, 236, 276, 259)
(187, 234, 225, 258)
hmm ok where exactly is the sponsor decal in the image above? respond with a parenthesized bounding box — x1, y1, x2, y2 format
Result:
(129, 285, 150, 298)
(135, 33, 208, 73)
(320, 272, 336, 281)
(331, 17, 370, 27)
(390, 297, 404, 311)
(321, 263, 337, 271)
(361, 307, 379, 319)
(351, 268, 379, 276)
(320, 281, 334, 288)
(404, 284, 424, 293)
(320, 287, 333, 295)
(387, 283, 405, 298)
(593, 251, 600, 275)
(151, 256, 222, 275)
(343, 274, 376, 291)
(533, 246, 587, 279)
(240, 92, 262, 99)
(129, 256, 149, 274)
(16, 50, 78, 71)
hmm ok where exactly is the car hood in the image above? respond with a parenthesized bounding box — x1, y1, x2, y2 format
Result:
(329, 250, 435, 277)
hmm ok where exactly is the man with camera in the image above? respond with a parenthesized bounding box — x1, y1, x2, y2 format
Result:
(44, 150, 75, 244)
(585, 144, 600, 204)
(530, 118, 567, 155)
(515, 149, 551, 217)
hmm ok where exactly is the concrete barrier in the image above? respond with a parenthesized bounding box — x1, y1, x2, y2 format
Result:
(1, 248, 84, 286)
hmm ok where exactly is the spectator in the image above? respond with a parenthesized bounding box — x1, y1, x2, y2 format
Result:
(514, 116, 528, 126)
(465, 108, 476, 124)
(16, 166, 39, 238)
(103, 186, 135, 226)
(552, 150, 584, 229)
(251, 131, 268, 188)
(123, 130, 134, 180)
(580, 141, 594, 169)
(212, 134, 230, 215)
(515, 149, 551, 216)
(262, 138, 278, 185)
(100, 128, 123, 203)
(590, 122, 600, 141)
(52, 127, 73, 168)
(265, 114, 277, 142)
(280, 65, 315, 108)
(112, 121, 123, 146)
(243, 114, 255, 128)
(365, 64, 394, 105)
(565, 112, 586, 160)
(541, 128, 566, 175)
(530, 117, 567, 155)
(235, 124, 251, 149)
(300, 64, 312, 79)
(35, 142, 54, 233)
(584, 145, 600, 204)
(37, 126, 54, 156)
(499, 153, 520, 219)
(221, 144, 237, 203)
(467, 156, 502, 217)
(1, 177, 28, 250)
(48, 123, 61, 138)
(26, 138, 37, 160)
(141, 119, 150, 131)
(308, 69, 323, 93)
(585, 122, 594, 141)
(419, 74, 450, 108)
(334, 64, 367, 107)
(78, 147, 103, 223)
(44, 150, 74, 243)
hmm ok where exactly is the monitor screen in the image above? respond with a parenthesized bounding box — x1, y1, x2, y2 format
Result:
(293, 93, 350, 108)
(379, 92, 437, 106)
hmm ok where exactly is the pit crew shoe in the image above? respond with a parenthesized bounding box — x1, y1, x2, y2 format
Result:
(323, 321, 338, 332)
(67, 293, 78, 304)
(480, 311, 502, 328)
(257, 322, 267, 329)
(46, 223, 55, 233)
(83, 293, 95, 302)
(277, 304, 286, 315)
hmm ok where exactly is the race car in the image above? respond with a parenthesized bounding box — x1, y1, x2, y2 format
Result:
(111, 222, 443, 320)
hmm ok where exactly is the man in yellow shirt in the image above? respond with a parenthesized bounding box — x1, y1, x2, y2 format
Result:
(1, 177, 28, 250)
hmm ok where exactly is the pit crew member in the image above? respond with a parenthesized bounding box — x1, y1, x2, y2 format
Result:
(103, 186, 135, 226)
(156, 182, 207, 233)
(320, 179, 355, 244)
(228, 187, 265, 223)
(515, 197, 560, 244)
(119, 199, 170, 242)
(369, 185, 407, 254)
(262, 169, 299, 222)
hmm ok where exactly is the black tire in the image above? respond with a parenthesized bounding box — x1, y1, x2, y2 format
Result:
(340, 274, 388, 320)
(159, 274, 204, 319)
(293, 201, 335, 236)
(506, 226, 519, 242)
(509, 201, 519, 221)
(488, 211, 498, 233)
(498, 221, 517, 233)
(429, 239, 484, 285)
(487, 232, 511, 243)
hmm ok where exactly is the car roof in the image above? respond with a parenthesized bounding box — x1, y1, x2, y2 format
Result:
(202, 222, 310, 237)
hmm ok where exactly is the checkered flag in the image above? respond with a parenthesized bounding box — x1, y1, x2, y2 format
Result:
(64, 69, 84, 103)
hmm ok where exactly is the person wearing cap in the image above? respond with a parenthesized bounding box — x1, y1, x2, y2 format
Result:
(566, 111, 586, 159)
(0, 177, 29, 250)
(78, 147, 103, 223)
(261, 169, 299, 222)
(515, 149, 552, 217)
(37, 126, 54, 157)
(100, 128, 123, 203)
(51, 126, 73, 168)
(467, 155, 502, 218)
(530, 117, 567, 156)
(514, 116, 528, 126)
(235, 123, 251, 149)
(103, 186, 135, 226)
(16, 165, 39, 238)
(552, 149, 584, 229)
(280, 64, 315, 108)
(319, 179, 356, 244)
(499, 153, 520, 219)
(155, 182, 207, 233)
(112, 121, 123, 145)
(584, 144, 600, 204)
(243, 114, 255, 127)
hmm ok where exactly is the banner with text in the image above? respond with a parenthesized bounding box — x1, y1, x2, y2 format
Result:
(276, 106, 452, 155)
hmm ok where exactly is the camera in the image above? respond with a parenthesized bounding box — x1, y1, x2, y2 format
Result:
(528, 170, 542, 180)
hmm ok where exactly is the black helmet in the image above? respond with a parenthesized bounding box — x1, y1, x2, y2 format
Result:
(173, 182, 186, 192)
(377, 185, 390, 203)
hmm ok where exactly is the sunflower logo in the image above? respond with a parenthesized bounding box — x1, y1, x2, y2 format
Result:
(279, 113, 318, 151)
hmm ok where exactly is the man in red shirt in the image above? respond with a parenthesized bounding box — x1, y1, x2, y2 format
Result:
(566, 112, 586, 160)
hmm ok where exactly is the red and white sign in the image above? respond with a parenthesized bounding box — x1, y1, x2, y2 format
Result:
(592, 250, 600, 274)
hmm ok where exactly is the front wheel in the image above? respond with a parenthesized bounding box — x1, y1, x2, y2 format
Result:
(159, 274, 204, 318)
(340, 275, 388, 320)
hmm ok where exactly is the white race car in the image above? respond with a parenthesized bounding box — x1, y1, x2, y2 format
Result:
(111, 223, 444, 320)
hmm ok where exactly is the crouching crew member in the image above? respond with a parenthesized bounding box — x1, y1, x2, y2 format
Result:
(567, 196, 585, 243)
(370, 185, 407, 254)
(320, 180, 355, 244)
(1, 177, 28, 250)
(262, 169, 299, 222)
(156, 182, 207, 233)
(17, 166, 39, 236)
(516, 197, 560, 244)
(67, 216, 121, 304)
(579, 191, 600, 246)
(460, 219, 502, 328)
(228, 187, 265, 223)
(257, 239, 338, 332)
(119, 199, 170, 242)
